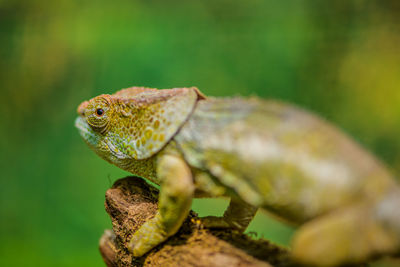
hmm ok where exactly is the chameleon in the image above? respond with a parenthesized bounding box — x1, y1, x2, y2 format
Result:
(75, 86, 400, 266)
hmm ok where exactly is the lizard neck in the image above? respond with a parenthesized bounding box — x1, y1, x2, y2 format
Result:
(124, 140, 186, 185)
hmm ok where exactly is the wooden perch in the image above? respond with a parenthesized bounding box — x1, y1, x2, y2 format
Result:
(99, 176, 296, 267)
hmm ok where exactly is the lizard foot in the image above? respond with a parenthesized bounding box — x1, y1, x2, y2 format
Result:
(128, 214, 170, 257)
(129, 227, 165, 257)
(129, 234, 152, 258)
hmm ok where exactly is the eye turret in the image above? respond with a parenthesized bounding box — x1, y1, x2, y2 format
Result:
(96, 108, 104, 116)
(85, 95, 112, 133)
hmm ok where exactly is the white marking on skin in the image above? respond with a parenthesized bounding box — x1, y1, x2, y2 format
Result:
(376, 190, 400, 234)
(206, 132, 353, 188)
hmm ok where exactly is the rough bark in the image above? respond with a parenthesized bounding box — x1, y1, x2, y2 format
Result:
(98, 176, 295, 267)
(99, 177, 380, 267)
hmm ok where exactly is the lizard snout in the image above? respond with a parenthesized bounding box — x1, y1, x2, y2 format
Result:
(77, 101, 89, 116)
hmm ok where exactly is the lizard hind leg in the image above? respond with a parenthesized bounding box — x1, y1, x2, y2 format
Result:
(291, 193, 400, 267)
(201, 198, 258, 232)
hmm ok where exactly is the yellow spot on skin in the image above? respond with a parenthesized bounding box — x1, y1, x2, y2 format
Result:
(148, 144, 154, 150)
(136, 140, 141, 147)
(154, 120, 160, 129)
(145, 129, 152, 139)
(159, 134, 165, 142)
(141, 137, 147, 145)
(152, 134, 158, 141)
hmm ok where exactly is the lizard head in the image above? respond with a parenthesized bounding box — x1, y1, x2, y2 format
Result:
(75, 93, 121, 165)
(75, 86, 204, 164)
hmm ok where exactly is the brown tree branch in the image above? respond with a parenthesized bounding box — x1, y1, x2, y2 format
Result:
(99, 176, 296, 267)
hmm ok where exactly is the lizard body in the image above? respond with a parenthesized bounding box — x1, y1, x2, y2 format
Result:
(76, 86, 400, 266)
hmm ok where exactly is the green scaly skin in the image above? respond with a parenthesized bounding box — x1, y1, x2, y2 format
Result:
(75, 86, 400, 266)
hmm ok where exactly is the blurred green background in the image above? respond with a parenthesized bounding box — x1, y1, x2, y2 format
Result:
(1, 0, 400, 266)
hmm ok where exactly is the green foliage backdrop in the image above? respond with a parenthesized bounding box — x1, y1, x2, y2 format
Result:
(1, 1, 399, 266)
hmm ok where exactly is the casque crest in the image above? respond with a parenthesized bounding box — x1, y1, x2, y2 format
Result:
(102, 86, 204, 159)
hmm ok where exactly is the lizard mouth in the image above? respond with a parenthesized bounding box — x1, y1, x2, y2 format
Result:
(75, 116, 103, 149)
(75, 116, 124, 159)
(75, 116, 91, 136)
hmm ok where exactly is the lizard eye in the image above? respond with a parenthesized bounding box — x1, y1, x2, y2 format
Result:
(96, 108, 104, 116)
(85, 96, 111, 133)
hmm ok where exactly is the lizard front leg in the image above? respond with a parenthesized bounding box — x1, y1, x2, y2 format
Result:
(129, 154, 194, 257)
(202, 198, 258, 232)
